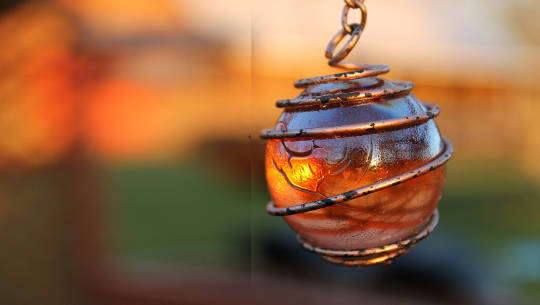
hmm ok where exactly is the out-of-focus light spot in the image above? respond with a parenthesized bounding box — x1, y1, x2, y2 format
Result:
(55, 0, 185, 36)
(82, 80, 180, 160)
(0, 3, 76, 169)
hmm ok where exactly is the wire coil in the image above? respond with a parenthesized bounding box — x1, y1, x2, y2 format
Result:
(298, 209, 439, 266)
(259, 0, 453, 266)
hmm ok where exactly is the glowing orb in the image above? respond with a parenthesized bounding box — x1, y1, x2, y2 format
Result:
(265, 78, 446, 250)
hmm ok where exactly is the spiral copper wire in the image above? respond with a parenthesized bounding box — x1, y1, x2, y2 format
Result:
(260, 0, 453, 266)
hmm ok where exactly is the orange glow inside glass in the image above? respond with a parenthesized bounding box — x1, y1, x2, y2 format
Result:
(265, 91, 446, 250)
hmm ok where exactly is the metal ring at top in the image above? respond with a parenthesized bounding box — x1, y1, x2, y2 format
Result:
(325, 26, 362, 67)
(341, 1, 367, 34)
(344, 0, 365, 9)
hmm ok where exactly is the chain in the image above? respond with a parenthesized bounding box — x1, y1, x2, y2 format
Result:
(325, 0, 367, 69)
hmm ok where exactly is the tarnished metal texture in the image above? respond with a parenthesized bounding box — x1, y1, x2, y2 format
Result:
(326, 0, 368, 69)
(261, 101, 439, 140)
(293, 64, 389, 88)
(276, 80, 413, 108)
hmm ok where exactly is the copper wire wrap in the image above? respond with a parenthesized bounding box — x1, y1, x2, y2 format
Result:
(298, 209, 439, 266)
(259, 0, 453, 266)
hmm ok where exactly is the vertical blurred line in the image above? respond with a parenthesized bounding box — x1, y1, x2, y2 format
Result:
(249, 0, 255, 283)
(65, 55, 102, 305)
(61, 12, 108, 301)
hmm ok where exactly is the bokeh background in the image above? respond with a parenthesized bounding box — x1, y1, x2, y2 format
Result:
(0, 0, 539, 304)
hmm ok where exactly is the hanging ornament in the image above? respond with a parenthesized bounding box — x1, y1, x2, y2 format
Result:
(260, 0, 453, 266)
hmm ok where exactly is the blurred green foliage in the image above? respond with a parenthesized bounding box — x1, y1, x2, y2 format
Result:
(440, 161, 540, 247)
(105, 157, 540, 302)
(104, 159, 272, 269)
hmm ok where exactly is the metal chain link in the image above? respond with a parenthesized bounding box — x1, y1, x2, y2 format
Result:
(325, 0, 367, 69)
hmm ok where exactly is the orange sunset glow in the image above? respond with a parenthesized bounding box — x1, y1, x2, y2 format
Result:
(0, 1, 539, 305)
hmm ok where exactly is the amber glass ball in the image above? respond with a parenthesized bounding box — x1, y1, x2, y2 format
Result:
(265, 78, 446, 250)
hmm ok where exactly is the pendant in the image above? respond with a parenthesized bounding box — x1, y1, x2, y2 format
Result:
(260, 0, 453, 266)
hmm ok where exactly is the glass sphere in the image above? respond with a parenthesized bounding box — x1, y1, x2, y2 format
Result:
(265, 79, 446, 250)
